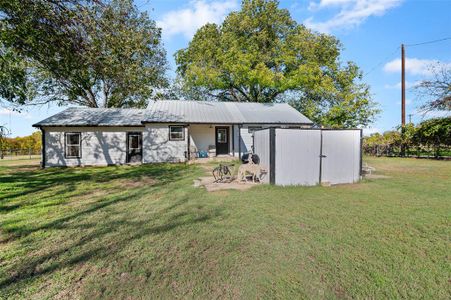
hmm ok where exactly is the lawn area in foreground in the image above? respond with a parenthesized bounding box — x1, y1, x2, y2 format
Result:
(0, 157, 450, 299)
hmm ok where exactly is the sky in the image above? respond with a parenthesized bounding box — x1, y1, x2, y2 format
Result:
(1, 0, 450, 137)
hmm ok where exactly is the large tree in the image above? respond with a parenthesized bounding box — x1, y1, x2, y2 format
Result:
(415, 63, 451, 112)
(175, 0, 378, 128)
(0, 0, 167, 108)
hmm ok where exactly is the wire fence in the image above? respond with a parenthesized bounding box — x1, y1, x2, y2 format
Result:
(363, 144, 451, 159)
(0, 148, 41, 160)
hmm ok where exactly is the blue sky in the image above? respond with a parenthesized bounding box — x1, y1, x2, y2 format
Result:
(1, 0, 450, 137)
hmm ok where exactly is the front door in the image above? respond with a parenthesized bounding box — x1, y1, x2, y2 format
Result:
(215, 127, 229, 155)
(127, 132, 142, 163)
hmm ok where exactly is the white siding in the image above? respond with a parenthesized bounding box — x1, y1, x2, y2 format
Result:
(239, 124, 306, 155)
(43, 126, 143, 167)
(232, 125, 240, 157)
(239, 127, 252, 154)
(142, 124, 188, 163)
(253, 129, 271, 183)
(189, 124, 215, 153)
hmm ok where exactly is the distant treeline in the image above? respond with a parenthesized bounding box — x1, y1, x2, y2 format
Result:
(0, 131, 41, 158)
(363, 117, 451, 158)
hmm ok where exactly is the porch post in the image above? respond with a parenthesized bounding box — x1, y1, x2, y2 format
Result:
(40, 127, 46, 168)
(238, 124, 242, 159)
(187, 125, 191, 161)
(231, 125, 234, 156)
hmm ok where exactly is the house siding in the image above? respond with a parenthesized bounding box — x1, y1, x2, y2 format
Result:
(142, 124, 188, 163)
(43, 126, 143, 167)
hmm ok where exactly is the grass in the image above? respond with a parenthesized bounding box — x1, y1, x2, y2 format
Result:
(0, 157, 450, 299)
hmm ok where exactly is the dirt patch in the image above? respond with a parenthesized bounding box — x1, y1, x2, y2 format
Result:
(194, 176, 258, 192)
(365, 174, 391, 179)
(117, 177, 158, 188)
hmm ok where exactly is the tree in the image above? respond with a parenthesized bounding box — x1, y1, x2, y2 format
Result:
(175, 0, 378, 127)
(415, 63, 451, 112)
(0, 0, 168, 108)
(0, 125, 10, 159)
(414, 117, 451, 157)
(0, 46, 35, 106)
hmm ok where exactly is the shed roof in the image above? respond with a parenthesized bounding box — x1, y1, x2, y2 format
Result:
(33, 100, 313, 127)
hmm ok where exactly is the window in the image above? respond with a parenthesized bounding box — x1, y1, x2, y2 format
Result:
(169, 126, 184, 141)
(65, 132, 81, 158)
(248, 126, 262, 133)
(217, 128, 227, 143)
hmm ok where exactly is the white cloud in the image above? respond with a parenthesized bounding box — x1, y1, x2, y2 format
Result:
(309, 0, 355, 10)
(382, 58, 450, 76)
(157, 0, 238, 39)
(305, 0, 403, 33)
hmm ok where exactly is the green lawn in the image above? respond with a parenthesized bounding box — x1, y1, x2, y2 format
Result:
(0, 157, 450, 299)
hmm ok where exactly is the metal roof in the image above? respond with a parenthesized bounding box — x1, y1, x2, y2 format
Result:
(33, 101, 313, 127)
(33, 107, 146, 127)
(144, 100, 313, 124)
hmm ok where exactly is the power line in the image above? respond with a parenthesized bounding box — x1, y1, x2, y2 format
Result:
(363, 46, 400, 78)
(405, 37, 451, 47)
(362, 36, 451, 78)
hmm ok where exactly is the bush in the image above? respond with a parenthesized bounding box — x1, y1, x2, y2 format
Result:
(363, 117, 451, 157)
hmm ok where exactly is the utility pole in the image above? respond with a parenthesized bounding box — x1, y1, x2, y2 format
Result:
(408, 114, 413, 124)
(401, 44, 406, 156)
(401, 44, 406, 127)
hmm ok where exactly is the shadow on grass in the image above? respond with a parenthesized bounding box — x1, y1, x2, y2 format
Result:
(0, 163, 190, 209)
(0, 164, 218, 295)
(1, 205, 221, 292)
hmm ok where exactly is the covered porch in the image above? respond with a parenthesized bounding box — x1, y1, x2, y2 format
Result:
(187, 124, 241, 160)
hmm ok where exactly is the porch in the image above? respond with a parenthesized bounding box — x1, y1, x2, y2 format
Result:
(187, 124, 240, 160)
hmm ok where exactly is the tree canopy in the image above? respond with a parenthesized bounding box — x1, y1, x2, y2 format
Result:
(415, 63, 451, 112)
(175, 0, 379, 128)
(364, 117, 451, 157)
(0, 0, 168, 108)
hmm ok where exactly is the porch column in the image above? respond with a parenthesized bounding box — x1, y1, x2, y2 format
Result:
(40, 127, 45, 168)
(187, 125, 191, 161)
(231, 125, 235, 156)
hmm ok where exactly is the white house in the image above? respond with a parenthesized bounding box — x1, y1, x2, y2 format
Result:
(33, 100, 313, 167)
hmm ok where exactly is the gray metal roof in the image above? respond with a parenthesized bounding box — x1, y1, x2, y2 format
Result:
(33, 107, 146, 127)
(33, 101, 313, 127)
(144, 100, 312, 124)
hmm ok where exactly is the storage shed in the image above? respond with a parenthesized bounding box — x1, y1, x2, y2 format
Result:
(253, 128, 362, 186)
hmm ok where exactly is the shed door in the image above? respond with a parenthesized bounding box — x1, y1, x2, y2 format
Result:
(321, 130, 361, 184)
(127, 132, 142, 163)
(274, 129, 321, 186)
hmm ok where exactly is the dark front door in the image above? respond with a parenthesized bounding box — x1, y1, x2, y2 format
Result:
(127, 132, 142, 163)
(215, 127, 229, 155)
